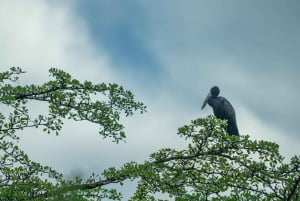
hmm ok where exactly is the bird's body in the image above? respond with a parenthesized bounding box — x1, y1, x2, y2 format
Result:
(202, 86, 239, 136)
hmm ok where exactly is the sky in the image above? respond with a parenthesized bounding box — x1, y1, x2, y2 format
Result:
(1, 0, 300, 199)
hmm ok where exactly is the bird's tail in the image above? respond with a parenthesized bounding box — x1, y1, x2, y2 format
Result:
(227, 124, 239, 136)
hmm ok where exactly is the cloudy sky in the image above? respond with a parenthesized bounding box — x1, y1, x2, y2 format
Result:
(1, 0, 300, 199)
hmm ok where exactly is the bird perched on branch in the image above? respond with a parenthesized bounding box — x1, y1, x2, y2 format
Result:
(201, 86, 239, 136)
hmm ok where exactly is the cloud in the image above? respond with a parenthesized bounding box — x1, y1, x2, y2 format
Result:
(135, 0, 300, 140)
(237, 105, 300, 159)
(0, 0, 113, 83)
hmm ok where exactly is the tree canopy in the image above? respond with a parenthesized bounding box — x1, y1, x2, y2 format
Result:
(0, 67, 299, 201)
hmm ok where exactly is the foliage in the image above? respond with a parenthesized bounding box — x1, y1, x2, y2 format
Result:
(128, 117, 299, 201)
(0, 67, 145, 200)
(0, 67, 299, 201)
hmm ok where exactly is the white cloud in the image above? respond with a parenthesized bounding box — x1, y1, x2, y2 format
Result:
(0, 0, 113, 83)
(238, 104, 300, 159)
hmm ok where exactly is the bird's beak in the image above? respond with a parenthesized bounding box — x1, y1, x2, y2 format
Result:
(201, 92, 211, 110)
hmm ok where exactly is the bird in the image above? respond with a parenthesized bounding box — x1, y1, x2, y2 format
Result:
(201, 86, 239, 136)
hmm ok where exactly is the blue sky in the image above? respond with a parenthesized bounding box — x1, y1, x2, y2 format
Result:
(1, 0, 300, 199)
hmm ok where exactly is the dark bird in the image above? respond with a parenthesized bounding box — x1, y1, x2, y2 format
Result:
(201, 86, 239, 135)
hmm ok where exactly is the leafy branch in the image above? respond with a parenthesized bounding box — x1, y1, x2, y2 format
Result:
(0, 68, 298, 201)
(0, 67, 146, 200)
(39, 116, 299, 201)
(0, 67, 146, 142)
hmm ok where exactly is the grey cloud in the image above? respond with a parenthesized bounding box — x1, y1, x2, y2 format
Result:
(136, 0, 300, 139)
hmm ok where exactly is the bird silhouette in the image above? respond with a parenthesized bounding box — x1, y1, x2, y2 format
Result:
(201, 86, 239, 135)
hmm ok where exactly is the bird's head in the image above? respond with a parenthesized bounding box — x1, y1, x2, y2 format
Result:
(201, 86, 220, 109)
